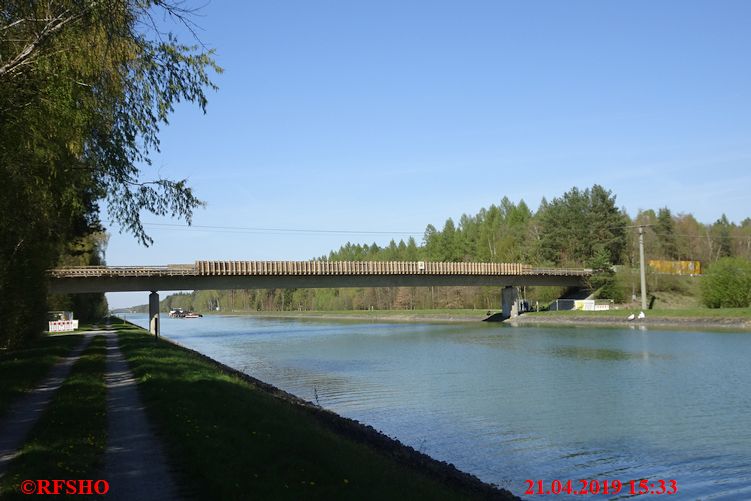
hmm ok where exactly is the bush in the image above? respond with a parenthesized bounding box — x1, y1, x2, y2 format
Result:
(701, 257, 751, 308)
(597, 272, 627, 303)
(526, 286, 567, 305)
(649, 273, 690, 294)
(586, 249, 626, 303)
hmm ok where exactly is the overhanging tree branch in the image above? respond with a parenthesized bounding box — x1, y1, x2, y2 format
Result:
(0, 6, 89, 78)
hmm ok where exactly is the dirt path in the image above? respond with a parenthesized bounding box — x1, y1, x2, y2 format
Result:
(103, 332, 180, 500)
(0, 333, 95, 476)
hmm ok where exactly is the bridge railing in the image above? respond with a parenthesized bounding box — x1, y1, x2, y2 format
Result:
(48, 265, 196, 278)
(49, 261, 593, 278)
(193, 260, 537, 276)
(529, 267, 593, 276)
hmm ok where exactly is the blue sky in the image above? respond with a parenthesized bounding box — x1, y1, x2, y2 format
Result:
(106, 1, 751, 307)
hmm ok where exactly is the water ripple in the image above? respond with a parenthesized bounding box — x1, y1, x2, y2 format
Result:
(125, 314, 751, 499)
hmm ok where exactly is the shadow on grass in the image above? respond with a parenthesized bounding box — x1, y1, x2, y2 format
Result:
(0, 335, 83, 417)
(0, 336, 107, 499)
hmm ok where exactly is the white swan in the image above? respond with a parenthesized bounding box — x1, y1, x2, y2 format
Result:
(638, 311, 646, 319)
(627, 313, 635, 321)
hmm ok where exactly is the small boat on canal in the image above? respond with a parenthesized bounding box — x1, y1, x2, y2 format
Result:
(169, 308, 203, 318)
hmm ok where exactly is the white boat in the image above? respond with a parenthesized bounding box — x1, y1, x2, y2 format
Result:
(169, 308, 185, 318)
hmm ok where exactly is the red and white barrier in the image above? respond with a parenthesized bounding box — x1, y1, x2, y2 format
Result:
(48, 320, 78, 332)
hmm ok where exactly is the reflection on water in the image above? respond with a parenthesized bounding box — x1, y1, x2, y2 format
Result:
(123, 314, 751, 499)
(545, 345, 672, 361)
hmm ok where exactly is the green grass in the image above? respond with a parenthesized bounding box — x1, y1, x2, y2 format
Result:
(0, 335, 108, 499)
(74, 323, 107, 332)
(0, 334, 83, 418)
(525, 307, 751, 318)
(646, 289, 702, 309)
(113, 321, 509, 500)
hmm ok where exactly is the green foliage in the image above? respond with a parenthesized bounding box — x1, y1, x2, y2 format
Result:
(597, 273, 626, 303)
(538, 185, 628, 266)
(0, 1, 219, 347)
(585, 249, 625, 303)
(524, 286, 567, 306)
(656, 207, 678, 259)
(588, 248, 612, 273)
(712, 214, 733, 259)
(48, 232, 109, 321)
(701, 257, 751, 308)
(648, 273, 690, 295)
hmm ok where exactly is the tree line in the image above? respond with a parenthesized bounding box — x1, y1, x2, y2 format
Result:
(154, 185, 751, 314)
(0, 1, 219, 348)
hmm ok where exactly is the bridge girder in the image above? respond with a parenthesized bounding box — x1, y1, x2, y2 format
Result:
(49, 274, 586, 294)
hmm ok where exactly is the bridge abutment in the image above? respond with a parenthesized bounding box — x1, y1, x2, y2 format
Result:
(149, 291, 159, 338)
(501, 286, 518, 320)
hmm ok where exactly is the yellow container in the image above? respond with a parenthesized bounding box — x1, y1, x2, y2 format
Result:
(648, 259, 702, 275)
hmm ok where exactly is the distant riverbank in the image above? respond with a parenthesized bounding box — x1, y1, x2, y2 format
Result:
(194, 308, 751, 330)
(203, 309, 495, 323)
(513, 309, 751, 330)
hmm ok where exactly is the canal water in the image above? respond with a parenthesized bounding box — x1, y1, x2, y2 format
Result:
(123, 314, 751, 499)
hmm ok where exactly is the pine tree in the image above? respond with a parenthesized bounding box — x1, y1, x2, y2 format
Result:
(656, 207, 678, 260)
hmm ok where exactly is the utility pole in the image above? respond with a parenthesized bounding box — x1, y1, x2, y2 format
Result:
(638, 225, 647, 310)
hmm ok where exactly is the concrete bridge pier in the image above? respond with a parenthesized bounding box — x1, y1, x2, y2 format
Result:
(501, 286, 518, 320)
(149, 291, 160, 338)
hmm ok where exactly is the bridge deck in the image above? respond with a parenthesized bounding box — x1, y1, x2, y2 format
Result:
(49, 261, 591, 278)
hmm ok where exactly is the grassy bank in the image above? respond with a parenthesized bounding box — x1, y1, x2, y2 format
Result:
(196, 306, 751, 329)
(140, 303, 751, 330)
(112, 319, 514, 499)
(523, 307, 751, 318)
(0, 333, 82, 418)
(515, 307, 751, 329)
(0, 335, 107, 498)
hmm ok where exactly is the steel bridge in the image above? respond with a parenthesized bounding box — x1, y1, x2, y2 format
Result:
(49, 260, 592, 336)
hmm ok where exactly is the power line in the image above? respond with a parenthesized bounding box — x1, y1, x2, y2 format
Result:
(104, 221, 751, 240)
(644, 230, 751, 240)
(112, 221, 424, 237)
